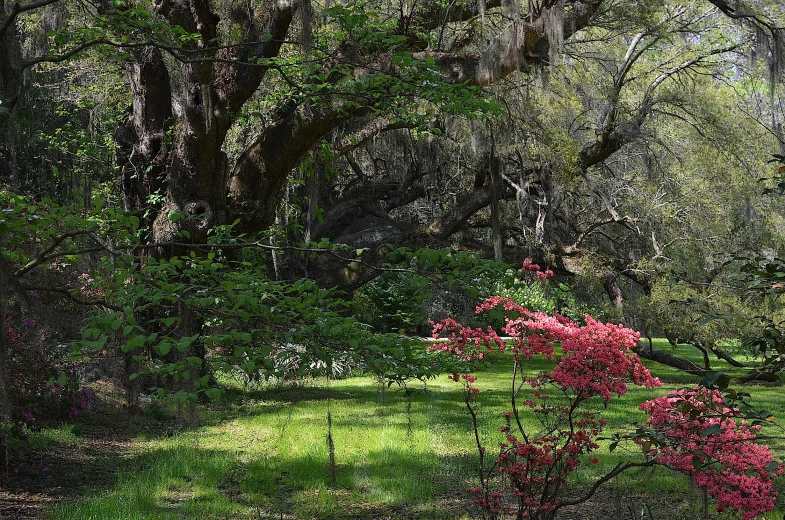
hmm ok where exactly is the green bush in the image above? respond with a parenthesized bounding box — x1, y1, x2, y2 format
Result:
(353, 272, 430, 333)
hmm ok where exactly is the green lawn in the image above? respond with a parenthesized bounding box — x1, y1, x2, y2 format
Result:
(47, 341, 785, 519)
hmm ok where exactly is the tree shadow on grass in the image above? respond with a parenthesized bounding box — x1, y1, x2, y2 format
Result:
(2, 388, 207, 519)
(21, 380, 770, 520)
(12, 346, 768, 520)
(39, 437, 483, 519)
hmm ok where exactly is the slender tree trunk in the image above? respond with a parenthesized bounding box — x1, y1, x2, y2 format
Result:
(0, 251, 31, 420)
(600, 270, 624, 312)
(0, 253, 11, 421)
(490, 146, 503, 261)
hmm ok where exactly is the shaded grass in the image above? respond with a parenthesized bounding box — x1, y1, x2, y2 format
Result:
(48, 345, 785, 520)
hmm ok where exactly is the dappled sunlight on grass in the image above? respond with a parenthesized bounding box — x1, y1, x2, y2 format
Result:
(50, 346, 785, 519)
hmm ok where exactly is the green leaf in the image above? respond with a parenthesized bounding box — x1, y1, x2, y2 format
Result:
(205, 388, 223, 400)
(154, 342, 172, 356)
(699, 424, 722, 436)
(162, 317, 178, 328)
(127, 334, 146, 349)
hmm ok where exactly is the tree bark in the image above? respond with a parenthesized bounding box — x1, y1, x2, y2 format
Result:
(112, 0, 299, 247)
(0, 250, 33, 421)
(427, 183, 515, 240)
(633, 341, 709, 376)
(600, 269, 624, 312)
(0, 253, 11, 421)
(0, 4, 24, 180)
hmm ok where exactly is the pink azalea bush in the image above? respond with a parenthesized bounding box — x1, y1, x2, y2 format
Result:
(640, 387, 783, 520)
(5, 315, 94, 427)
(430, 260, 781, 520)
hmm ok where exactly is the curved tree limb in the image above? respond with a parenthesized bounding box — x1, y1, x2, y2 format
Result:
(0, 0, 59, 42)
(330, 118, 413, 160)
(633, 341, 709, 376)
(427, 182, 516, 240)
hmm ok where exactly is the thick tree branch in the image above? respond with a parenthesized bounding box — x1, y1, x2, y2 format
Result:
(413, 0, 604, 86)
(708, 343, 745, 368)
(427, 183, 515, 240)
(330, 118, 412, 159)
(707, 0, 783, 34)
(633, 341, 709, 376)
(0, 0, 59, 42)
(14, 230, 96, 278)
(419, 0, 503, 32)
(214, 0, 299, 113)
(580, 44, 738, 172)
(310, 179, 403, 239)
(22, 38, 106, 68)
(20, 285, 122, 310)
(228, 102, 363, 234)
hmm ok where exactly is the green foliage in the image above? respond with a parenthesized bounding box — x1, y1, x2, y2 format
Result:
(80, 247, 443, 399)
(636, 280, 762, 347)
(1, 182, 511, 407)
(762, 154, 785, 195)
(686, 156, 785, 378)
(478, 268, 556, 314)
(353, 271, 431, 333)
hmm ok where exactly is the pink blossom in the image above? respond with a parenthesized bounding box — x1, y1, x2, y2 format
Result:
(432, 298, 780, 520)
(640, 387, 782, 520)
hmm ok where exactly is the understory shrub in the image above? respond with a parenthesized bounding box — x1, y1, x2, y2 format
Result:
(5, 315, 93, 428)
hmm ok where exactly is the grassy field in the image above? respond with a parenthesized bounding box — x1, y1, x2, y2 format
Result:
(40, 340, 785, 519)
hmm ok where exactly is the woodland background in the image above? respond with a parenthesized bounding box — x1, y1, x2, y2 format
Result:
(2, 0, 785, 518)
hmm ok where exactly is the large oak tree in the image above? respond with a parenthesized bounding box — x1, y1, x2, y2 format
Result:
(1, 0, 784, 417)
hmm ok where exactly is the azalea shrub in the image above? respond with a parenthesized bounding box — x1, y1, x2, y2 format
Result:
(5, 315, 94, 428)
(430, 261, 782, 520)
(640, 387, 782, 520)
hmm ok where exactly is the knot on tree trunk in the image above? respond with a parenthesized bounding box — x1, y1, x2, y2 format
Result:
(184, 200, 214, 231)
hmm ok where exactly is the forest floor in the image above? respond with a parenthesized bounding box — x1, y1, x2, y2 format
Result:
(1, 390, 697, 520)
(1, 381, 167, 520)
(3, 343, 785, 520)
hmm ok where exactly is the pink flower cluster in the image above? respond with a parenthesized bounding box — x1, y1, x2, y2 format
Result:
(50, 262, 102, 296)
(430, 317, 505, 361)
(432, 296, 665, 518)
(640, 387, 783, 520)
(521, 258, 554, 280)
(433, 292, 783, 520)
(540, 315, 660, 402)
(433, 296, 660, 402)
